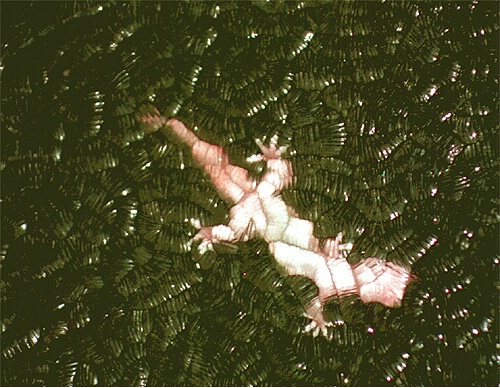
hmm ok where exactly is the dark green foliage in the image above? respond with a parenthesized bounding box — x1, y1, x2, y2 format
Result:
(1, 1, 498, 386)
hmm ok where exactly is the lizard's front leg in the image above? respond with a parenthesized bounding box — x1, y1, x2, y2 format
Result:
(247, 134, 293, 192)
(191, 191, 265, 252)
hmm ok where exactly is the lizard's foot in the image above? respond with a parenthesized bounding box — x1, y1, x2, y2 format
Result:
(247, 134, 293, 191)
(192, 226, 215, 255)
(303, 298, 333, 338)
(304, 319, 333, 339)
(246, 134, 288, 163)
(191, 221, 237, 254)
(322, 233, 353, 259)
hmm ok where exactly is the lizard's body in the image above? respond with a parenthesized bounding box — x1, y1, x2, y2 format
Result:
(139, 107, 414, 337)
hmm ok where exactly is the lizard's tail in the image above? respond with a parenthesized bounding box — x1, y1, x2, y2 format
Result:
(165, 118, 200, 148)
(136, 104, 168, 134)
(136, 105, 224, 165)
(136, 104, 200, 148)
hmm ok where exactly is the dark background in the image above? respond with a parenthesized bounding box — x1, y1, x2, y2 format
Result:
(1, 1, 498, 386)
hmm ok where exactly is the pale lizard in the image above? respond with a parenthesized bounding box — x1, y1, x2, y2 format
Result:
(138, 106, 414, 337)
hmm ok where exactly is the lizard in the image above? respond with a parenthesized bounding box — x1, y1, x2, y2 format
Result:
(137, 105, 414, 337)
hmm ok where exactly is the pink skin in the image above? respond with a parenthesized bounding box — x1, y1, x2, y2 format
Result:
(137, 107, 415, 338)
